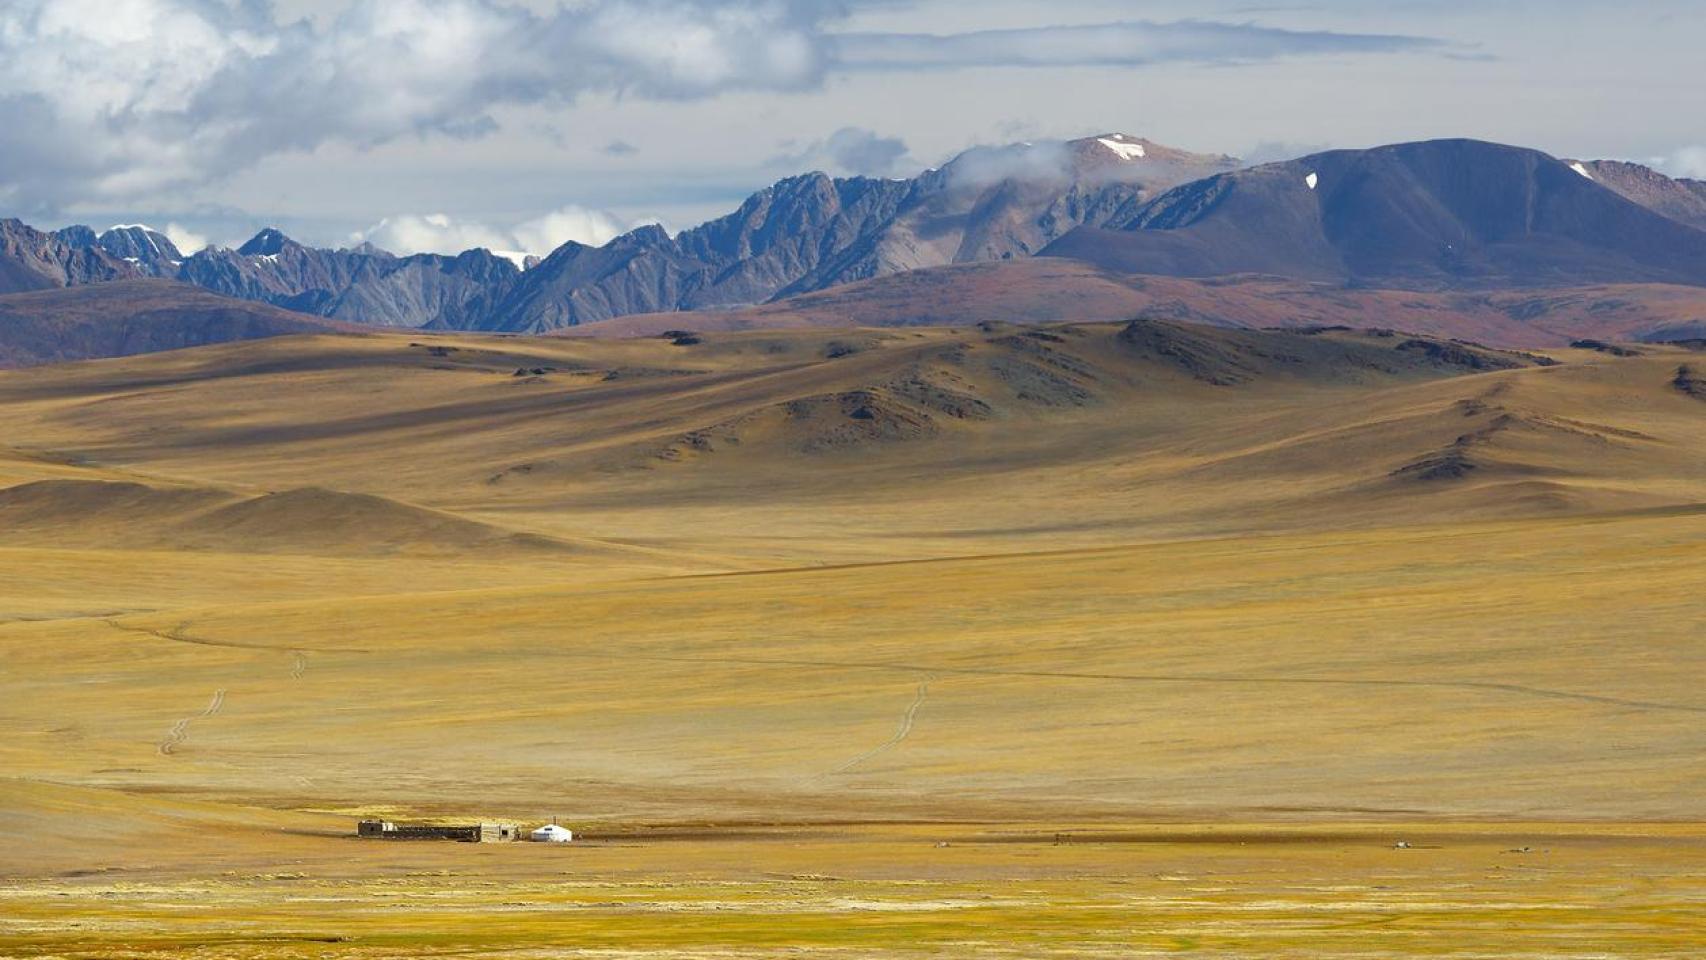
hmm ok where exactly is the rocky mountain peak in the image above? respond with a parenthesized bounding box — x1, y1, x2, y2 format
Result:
(97, 225, 184, 272)
(238, 228, 294, 257)
(615, 223, 673, 248)
(54, 225, 99, 248)
(0, 218, 141, 292)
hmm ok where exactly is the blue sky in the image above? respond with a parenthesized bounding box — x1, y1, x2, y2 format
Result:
(2, 0, 1701, 255)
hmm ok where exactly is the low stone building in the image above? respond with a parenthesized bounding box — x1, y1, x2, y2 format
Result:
(357, 820, 518, 842)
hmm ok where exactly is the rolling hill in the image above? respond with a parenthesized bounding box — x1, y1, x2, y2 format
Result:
(577, 256, 1706, 347)
(0, 319, 1698, 563)
(0, 478, 599, 556)
(1, 320, 1703, 957)
(0, 280, 351, 368)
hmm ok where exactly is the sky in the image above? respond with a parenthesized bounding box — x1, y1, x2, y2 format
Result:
(2, 0, 1702, 256)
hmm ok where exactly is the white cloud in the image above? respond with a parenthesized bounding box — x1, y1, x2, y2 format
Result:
(163, 222, 210, 255)
(354, 204, 646, 257)
(1659, 146, 1706, 179)
(772, 126, 913, 177)
(356, 213, 514, 257)
(830, 20, 1442, 71)
(0, 1, 1443, 214)
(512, 206, 631, 253)
(0, 0, 842, 212)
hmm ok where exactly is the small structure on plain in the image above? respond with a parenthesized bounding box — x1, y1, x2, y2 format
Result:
(357, 819, 518, 843)
(531, 823, 574, 843)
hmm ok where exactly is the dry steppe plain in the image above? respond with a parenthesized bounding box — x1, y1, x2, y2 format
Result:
(0, 320, 1702, 957)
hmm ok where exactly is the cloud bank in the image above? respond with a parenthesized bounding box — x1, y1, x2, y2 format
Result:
(0, 0, 1441, 212)
(355, 204, 646, 257)
(163, 222, 211, 255)
(1659, 147, 1706, 179)
(774, 126, 913, 177)
(0, 0, 841, 212)
(830, 19, 1441, 71)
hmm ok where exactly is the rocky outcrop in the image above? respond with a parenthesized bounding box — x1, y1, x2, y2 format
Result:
(1675, 364, 1706, 400)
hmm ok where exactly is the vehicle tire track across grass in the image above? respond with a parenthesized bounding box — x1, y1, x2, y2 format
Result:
(101, 618, 370, 655)
(158, 688, 225, 756)
(827, 675, 936, 776)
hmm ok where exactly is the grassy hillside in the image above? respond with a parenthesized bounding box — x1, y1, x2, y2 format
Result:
(0, 321, 1701, 956)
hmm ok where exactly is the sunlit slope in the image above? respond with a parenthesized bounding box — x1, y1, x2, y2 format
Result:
(0, 323, 1701, 824)
(3, 509, 1701, 821)
(0, 323, 1700, 565)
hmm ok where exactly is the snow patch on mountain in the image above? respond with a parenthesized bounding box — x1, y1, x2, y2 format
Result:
(1097, 136, 1147, 161)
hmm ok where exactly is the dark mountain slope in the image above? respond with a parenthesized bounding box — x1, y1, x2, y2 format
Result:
(785, 136, 1236, 294)
(574, 255, 1706, 348)
(1043, 139, 1706, 289)
(674, 173, 915, 308)
(180, 230, 522, 328)
(473, 134, 1235, 332)
(0, 280, 350, 368)
(96, 225, 185, 276)
(477, 225, 710, 332)
(0, 219, 140, 293)
(1571, 159, 1706, 232)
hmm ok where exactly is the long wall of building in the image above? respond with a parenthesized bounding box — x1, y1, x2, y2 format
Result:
(357, 820, 517, 842)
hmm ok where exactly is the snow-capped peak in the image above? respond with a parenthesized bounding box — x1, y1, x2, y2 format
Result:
(1569, 161, 1595, 181)
(1305, 172, 1319, 190)
(1097, 135, 1146, 161)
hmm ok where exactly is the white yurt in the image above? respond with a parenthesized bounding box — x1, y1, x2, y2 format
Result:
(530, 824, 574, 843)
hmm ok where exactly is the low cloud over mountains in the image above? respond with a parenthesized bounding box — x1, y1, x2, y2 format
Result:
(353, 206, 646, 260)
(0, 0, 1442, 214)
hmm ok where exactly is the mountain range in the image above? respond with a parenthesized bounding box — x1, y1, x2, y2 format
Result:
(1044, 139, 1706, 287)
(0, 134, 1233, 330)
(5, 134, 1706, 361)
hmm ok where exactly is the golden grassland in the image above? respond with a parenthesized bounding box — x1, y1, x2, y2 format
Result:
(3, 795, 1702, 959)
(0, 323, 1703, 956)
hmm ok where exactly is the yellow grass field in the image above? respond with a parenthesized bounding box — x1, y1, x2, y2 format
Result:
(0, 322, 1702, 956)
